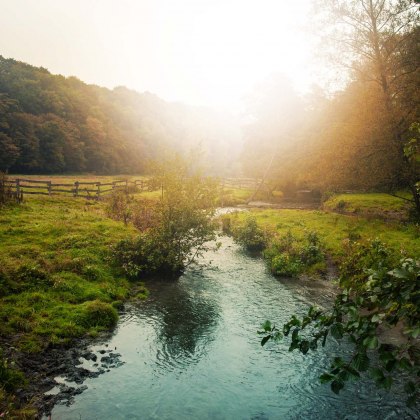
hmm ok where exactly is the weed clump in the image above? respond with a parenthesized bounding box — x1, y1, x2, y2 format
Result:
(75, 300, 118, 329)
(264, 230, 325, 277)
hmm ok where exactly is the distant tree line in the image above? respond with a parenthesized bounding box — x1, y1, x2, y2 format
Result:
(0, 56, 241, 175)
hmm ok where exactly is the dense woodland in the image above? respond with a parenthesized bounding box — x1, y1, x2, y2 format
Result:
(0, 56, 241, 175)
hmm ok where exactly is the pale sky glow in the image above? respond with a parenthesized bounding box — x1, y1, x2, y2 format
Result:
(0, 0, 316, 111)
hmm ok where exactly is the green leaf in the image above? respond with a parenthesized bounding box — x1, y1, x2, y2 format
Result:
(398, 357, 412, 371)
(300, 340, 310, 355)
(330, 323, 344, 339)
(370, 368, 384, 381)
(319, 373, 334, 384)
(363, 336, 379, 350)
(261, 320, 272, 332)
(405, 326, 420, 339)
(331, 380, 344, 394)
(389, 268, 408, 279)
(351, 352, 370, 372)
(371, 314, 381, 323)
(261, 335, 271, 346)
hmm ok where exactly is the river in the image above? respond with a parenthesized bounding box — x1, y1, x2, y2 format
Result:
(48, 236, 417, 419)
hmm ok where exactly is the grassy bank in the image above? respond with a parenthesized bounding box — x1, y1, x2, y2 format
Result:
(323, 192, 411, 220)
(225, 208, 419, 260)
(0, 194, 151, 415)
(0, 196, 148, 352)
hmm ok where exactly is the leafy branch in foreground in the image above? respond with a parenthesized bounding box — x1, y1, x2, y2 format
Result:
(259, 244, 420, 407)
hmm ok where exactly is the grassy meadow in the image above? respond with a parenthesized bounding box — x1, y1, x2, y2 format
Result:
(0, 195, 148, 354)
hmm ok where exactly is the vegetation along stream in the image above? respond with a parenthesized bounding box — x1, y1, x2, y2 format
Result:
(47, 236, 418, 420)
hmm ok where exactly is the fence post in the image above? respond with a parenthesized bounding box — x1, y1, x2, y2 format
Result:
(47, 181, 52, 196)
(74, 181, 79, 197)
(96, 182, 101, 199)
(16, 179, 21, 199)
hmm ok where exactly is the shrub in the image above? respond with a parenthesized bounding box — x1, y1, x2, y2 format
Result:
(232, 217, 270, 251)
(335, 200, 347, 212)
(270, 253, 303, 277)
(105, 190, 132, 225)
(339, 238, 393, 289)
(300, 231, 324, 265)
(263, 230, 325, 278)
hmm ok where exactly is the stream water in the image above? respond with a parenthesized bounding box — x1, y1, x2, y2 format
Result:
(48, 236, 417, 419)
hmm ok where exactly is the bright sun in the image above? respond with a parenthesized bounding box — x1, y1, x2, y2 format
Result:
(135, 0, 316, 109)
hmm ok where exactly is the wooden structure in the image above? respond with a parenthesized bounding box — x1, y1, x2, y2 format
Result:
(2, 178, 150, 201)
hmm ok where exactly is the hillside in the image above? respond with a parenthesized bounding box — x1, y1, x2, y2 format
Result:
(0, 56, 242, 175)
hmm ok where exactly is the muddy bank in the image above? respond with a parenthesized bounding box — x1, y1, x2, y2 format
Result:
(2, 330, 124, 418)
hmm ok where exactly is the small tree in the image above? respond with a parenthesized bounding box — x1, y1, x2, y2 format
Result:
(112, 156, 219, 277)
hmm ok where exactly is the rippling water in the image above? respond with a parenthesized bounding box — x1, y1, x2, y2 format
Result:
(50, 237, 418, 419)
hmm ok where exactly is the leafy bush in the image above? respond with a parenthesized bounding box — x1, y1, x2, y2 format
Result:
(105, 190, 133, 225)
(112, 157, 218, 277)
(270, 253, 303, 277)
(263, 230, 325, 277)
(339, 238, 393, 289)
(300, 231, 324, 265)
(232, 217, 270, 251)
(335, 200, 347, 212)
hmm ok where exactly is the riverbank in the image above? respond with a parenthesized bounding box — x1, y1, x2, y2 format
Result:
(224, 208, 419, 259)
(0, 196, 147, 417)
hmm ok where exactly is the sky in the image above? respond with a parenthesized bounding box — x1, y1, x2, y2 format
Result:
(0, 0, 316, 111)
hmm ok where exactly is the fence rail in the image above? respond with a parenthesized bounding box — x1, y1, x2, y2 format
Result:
(1, 176, 260, 202)
(1, 178, 152, 201)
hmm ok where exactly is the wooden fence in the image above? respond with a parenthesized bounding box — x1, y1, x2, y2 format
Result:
(3, 178, 150, 201)
(1, 176, 259, 202)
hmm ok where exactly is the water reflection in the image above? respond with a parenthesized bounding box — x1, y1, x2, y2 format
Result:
(49, 237, 419, 420)
(143, 271, 220, 371)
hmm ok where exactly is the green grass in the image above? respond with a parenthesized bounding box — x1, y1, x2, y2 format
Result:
(219, 187, 253, 206)
(323, 192, 411, 218)
(227, 209, 420, 259)
(0, 195, 142, 352)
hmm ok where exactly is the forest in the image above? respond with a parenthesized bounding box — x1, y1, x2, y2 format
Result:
(0, 55, 241, 176)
